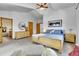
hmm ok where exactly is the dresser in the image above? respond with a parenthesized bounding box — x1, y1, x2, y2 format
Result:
(0, 17, 2, 43)
(15, 31, 29, 39)
(65, 33, 76, 43)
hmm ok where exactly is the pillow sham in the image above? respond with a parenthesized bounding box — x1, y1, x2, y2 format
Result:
(45, 29, 53, 34)
(51, 30, 64, 34)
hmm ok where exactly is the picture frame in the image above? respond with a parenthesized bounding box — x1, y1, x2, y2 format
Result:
(48, 20, 62, 27)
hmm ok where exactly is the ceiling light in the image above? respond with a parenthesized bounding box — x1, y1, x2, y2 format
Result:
(36, 3, 48, 10)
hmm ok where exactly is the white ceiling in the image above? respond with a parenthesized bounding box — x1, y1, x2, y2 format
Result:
(13, 3, 76, 10)
(0, 3, 77, 13)
(0, 3, 34, 12)
(50, 3, 76, 10)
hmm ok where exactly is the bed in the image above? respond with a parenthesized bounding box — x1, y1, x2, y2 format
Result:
(32, 29, 64, 53)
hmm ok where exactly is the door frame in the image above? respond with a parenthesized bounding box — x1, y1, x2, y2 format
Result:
(1, 17, 13, 38)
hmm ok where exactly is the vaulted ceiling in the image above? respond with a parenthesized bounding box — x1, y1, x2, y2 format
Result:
(0, 3, 34, 12)
(0, 3, 77, 16)
(49, 3, 76, 10)
(11, 3, 76, 10)
(0, 3, 76, 12)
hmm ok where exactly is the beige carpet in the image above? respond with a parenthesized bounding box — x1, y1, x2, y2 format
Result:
(0, 37, 75, 56)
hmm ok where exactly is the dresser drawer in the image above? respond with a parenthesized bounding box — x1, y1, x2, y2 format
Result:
(26, 31, 29, 36)
(15, 31, 29, 39)
(65, 33, 76, 43)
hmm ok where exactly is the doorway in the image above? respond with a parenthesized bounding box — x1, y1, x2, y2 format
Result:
(1, 17, 13, 43)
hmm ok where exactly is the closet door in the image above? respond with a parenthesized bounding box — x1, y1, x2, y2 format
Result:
(36, 23, 40, 34)
(0, 17, 2, 43)
(28, 21, 33, 36)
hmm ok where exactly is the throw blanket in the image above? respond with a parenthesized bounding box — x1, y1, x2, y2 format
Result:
(69, 45, 79, 56)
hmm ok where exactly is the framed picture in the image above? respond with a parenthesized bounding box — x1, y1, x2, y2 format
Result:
(48, 20, 62, 27)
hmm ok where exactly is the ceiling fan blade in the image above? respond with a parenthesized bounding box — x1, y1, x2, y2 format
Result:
(76, 3, 79, 10)
(42, 6, 48, 8)
(36, 4, 41, 6)
(45, 6, 48, 8)
(42, 5, 48, 8)
(44, 3, 47, 5)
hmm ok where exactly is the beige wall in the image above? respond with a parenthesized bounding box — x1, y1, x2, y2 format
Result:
(0, 10, 42, 39)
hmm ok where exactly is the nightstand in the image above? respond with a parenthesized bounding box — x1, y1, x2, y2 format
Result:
(8, 31, 12, 38)
(64, 33, 76, 43)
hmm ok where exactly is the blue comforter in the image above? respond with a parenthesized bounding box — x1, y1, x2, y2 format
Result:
(43, 33, 64, 41)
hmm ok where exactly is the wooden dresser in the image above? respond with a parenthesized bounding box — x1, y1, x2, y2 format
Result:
(15, 31, 29, 39)
(65, 33, 76, 43)
(0, 17, 2, 43)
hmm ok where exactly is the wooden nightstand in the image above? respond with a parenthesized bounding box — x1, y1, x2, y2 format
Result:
(64, 33, 76, 43)
(8, 31, 12, 38)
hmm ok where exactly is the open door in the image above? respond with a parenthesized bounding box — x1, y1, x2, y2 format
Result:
(0, 17, 2, 43)
(28, 21, 33, 36)
(36, 20, 40, 34)
(36, 23, 40, 34)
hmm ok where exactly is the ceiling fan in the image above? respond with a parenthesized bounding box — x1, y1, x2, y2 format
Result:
(75, 3, 79, 10)
(36, 3, 48, 10)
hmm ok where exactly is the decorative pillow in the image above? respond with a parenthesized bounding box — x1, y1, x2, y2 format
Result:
(45, 29, 53, 34)
(50, 30, 55, 34)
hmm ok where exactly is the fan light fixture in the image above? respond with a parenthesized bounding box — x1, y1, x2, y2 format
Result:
(76, 3, 79, 10)
(36, 3, 48, 10)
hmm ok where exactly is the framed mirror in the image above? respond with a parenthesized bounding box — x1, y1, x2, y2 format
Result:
(18, 22, 26, 30)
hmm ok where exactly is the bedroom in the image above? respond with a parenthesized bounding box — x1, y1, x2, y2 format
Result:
(0, 3, 78, 56)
